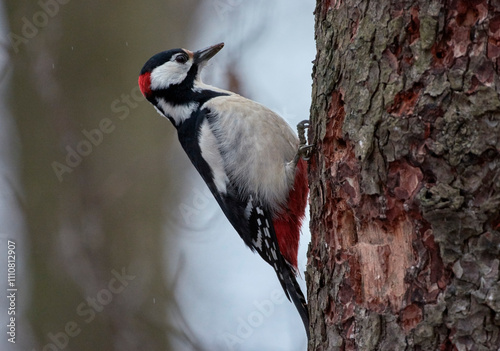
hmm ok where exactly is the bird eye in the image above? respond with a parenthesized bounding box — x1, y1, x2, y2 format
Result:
(175, 54, 188, 64)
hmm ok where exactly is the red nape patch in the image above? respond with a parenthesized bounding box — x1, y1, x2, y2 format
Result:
(138, 72, 152, 98)
(273, 159, 309, 269)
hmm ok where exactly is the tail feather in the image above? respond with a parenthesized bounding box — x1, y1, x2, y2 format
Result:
(280, 266, 310, 339)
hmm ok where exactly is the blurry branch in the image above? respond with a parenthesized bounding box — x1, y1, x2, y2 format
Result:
(0, 40, 10, 84)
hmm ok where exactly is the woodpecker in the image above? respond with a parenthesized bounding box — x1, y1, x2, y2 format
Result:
(138, 43, 310, 338)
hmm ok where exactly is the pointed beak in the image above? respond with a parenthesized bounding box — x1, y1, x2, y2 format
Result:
(194, 43, 224, 65)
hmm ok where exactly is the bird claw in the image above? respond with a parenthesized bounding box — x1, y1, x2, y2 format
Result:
(298, 144, 313, 161)
(296, 120, 313, 161)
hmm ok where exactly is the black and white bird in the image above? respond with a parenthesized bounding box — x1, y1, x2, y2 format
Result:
(138, 43, 310, 338)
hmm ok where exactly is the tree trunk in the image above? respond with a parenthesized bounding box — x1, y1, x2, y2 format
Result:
(307, 1, 500, 350)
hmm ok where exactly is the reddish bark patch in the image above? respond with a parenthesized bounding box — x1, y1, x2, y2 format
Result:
(405, 226, 451, 310)
(440, 336, 459, 351)
(454, 0, 485, 26)
(448, 23, 471, 58)
(328, 91, 347, 140)
(388, 161, 424, 201)
(346, 253, 363, 305)
(487, 40, 500, 61)
(325, 297, 337, 324)
(407, 7, 420, 44)
(488, 15, 500, 66)
(387, 83, 423, 117)
(385, 161, 423, 223)
(467, 75, 482, 94)
(329, 0, 343, 11)
(400, 303, 423, 332)
(423, 230, 451, 291)
(335, 202, 357, 251)
(319, 0, 343, 18)
(355, 219, 415, 312)
(324, 91, 360, 256)
(432, 0, 488, 69)
(307, 92, 344, 258)
(431, 40, 455, 68)
(489, 14, 500, 38)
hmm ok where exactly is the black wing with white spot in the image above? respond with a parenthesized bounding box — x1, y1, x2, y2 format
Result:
(246, 196, 286, 281)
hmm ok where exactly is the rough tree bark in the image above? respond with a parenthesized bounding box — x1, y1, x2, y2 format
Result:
(307, 0, 500, 350)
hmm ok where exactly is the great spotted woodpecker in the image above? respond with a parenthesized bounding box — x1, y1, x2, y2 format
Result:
(138, 43, 310, 338)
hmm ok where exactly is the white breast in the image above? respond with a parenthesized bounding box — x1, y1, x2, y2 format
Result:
(202, 95, 299, 210)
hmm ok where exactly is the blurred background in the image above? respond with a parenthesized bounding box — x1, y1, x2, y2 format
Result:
(0, 1, 314, 350)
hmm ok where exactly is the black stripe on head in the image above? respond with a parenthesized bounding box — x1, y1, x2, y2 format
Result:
(140, 49, 185, 75)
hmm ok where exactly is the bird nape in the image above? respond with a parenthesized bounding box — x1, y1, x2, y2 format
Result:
(138, 42, 311, 339)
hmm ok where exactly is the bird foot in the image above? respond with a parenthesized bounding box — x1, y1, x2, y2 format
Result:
(294, 120, 313, 163)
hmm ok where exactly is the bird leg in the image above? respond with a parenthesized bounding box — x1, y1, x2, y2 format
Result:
(293, 120, 313, 165)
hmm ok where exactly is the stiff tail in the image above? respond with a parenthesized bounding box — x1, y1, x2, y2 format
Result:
(280, 266, 310, 339)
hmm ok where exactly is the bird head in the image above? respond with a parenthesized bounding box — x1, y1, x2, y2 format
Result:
(138, 43, 224, 102)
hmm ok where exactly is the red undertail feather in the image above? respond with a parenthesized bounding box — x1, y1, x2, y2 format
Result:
(273, 159, 308, 270)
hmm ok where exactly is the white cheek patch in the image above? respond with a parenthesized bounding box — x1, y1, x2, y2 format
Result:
(199, 120, 229, 194)
(150, 59, 193, 89)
